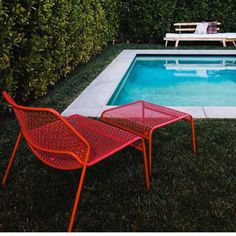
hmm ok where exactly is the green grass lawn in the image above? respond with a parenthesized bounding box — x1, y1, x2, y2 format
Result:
(0, 44, 236, 232)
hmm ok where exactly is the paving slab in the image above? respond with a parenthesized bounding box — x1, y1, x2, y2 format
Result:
(204, 106, 236, 118)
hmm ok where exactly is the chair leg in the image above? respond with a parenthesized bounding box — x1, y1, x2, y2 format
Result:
(190, 118, 197, 154)
(222, 39, 226, 47)
(68, 165, 87, 232)
(175, 40, 179, 47)
(233, 41, 236, 46)
(2, 131, 22, 186)
(141, 139, 150, 191)
(165, 40, 168, 47)
(148, 136, 152, 177)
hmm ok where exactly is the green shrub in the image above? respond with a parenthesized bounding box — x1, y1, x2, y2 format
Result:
(0, 0, 119, 111)
(118, 0, 236, 42)
(0, 1, 28, 109)
(172, 0, 236, 32)
(119, 0, 177, 42)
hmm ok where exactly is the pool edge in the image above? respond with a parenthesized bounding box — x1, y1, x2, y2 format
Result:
(62, 49, 236, 119)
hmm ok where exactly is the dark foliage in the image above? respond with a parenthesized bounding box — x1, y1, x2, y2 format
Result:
(118, 0, 236, 42)
(0, 0, 119, 111)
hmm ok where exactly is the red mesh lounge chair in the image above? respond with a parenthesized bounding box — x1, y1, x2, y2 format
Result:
(1, 91, 150, 232)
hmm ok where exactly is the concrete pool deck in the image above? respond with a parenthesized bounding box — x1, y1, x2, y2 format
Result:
(62, 49, 236, 118)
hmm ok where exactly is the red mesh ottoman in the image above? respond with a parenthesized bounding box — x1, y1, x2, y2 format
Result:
(101, 100, 196, 176)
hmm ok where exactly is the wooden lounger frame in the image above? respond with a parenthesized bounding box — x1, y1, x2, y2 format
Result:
(164, 22, 236, 47)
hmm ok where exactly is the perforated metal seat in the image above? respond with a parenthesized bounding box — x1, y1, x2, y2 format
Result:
(101, 100, 197, 176)
(29, 114, 142, 169)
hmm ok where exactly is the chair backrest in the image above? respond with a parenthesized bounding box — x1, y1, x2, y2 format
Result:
(2, 91, 90, 168)
(174, 22, 221, 34)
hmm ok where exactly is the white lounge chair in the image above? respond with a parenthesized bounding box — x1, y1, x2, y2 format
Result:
(164, 22, 236, 47)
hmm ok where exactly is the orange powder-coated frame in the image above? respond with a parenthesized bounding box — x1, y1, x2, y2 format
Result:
(1, 91, 150, 232)
(101, 100, 197, 176)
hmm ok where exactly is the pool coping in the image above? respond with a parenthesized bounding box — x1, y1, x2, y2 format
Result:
(62, 49, 236, 118)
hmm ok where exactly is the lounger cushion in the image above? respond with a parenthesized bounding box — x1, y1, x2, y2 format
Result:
(226, 33, 236, 39)
(165, 33, 236, 39)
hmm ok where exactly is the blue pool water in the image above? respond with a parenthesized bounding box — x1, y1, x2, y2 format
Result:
(108, 56, 236, 106)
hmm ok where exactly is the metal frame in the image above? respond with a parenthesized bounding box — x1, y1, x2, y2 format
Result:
(101, 100, 197, 176)
(1, 91, 150, 232)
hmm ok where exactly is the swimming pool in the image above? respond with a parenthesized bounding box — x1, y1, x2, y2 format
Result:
(62, 50, 236, 118)
(108, 56, 236, 106)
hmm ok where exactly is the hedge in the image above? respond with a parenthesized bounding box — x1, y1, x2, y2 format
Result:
(118, 0, 236, 42)
(1, 0, 236, 111)
(118, 0, 176, 42)
(0, 0, 119, 111)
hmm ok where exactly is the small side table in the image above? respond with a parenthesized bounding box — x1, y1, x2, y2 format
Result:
(101, 100, 196, 176)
